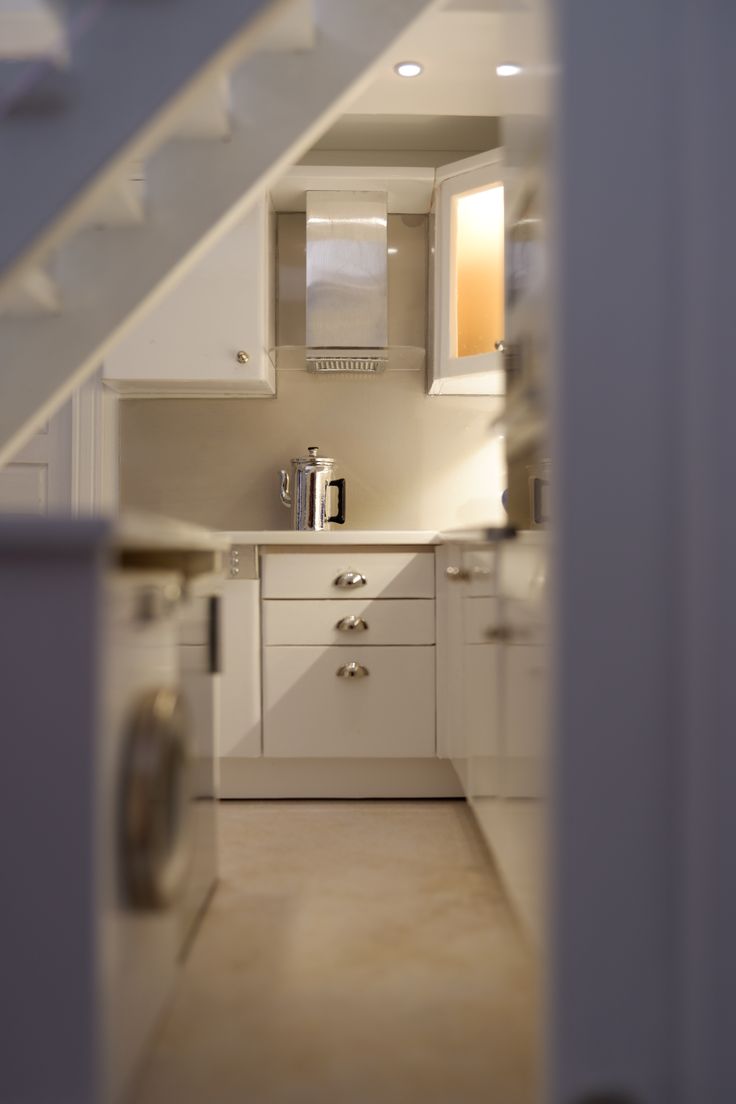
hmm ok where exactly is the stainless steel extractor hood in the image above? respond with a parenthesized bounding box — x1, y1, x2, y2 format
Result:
(305, 190, 388, 373)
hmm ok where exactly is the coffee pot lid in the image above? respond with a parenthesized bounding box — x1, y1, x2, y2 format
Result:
(291, 445, 335, 466)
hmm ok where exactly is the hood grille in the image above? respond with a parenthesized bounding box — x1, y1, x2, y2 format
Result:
(307, 353, 387, 374)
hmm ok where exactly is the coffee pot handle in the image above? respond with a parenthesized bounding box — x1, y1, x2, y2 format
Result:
(279, 470, 291, 508)
(327, 478, 346, 525)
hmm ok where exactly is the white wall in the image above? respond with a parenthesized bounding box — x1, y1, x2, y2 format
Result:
(119, 373, 504, 532)
(119, 212, 505, 532)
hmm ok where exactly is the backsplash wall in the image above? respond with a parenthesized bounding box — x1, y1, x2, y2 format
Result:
(119, 213, 505, 531)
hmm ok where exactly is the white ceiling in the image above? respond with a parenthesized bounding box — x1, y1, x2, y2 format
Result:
(346, 4, 549, 118)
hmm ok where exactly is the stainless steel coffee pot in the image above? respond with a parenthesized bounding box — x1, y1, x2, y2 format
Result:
(279, 446, 346, 530)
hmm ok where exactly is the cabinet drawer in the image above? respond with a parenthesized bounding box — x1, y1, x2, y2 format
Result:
(263, 645, 435, 757)
(262, 599, 435, 646)
(261, 551, 435, 599)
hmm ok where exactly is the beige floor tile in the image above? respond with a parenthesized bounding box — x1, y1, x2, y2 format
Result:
(131, 801, 540, 1104)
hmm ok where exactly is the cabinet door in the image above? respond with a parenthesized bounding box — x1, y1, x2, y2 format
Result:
(435, 542, 466, 770)
(436, 542, 498, 785)
(219, 578, 261, 758)
(104, 198, 275, 396)
(503, 643, 547, 799)
(430, 149, 509, 396)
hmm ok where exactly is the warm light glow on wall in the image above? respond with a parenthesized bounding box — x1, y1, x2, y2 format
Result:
(452, 183, 504, 358)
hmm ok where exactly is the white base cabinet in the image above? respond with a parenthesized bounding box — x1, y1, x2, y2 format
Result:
(261, 547, 436, 763)
(218, 542, 446, 794)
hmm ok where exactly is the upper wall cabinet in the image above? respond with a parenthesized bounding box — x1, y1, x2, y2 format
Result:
(429, 149, 508, 397)
(104, 197, 275, 397)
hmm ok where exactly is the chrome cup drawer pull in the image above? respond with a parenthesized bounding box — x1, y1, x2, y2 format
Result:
(336, 615, 368, 632)
(334, 571, 367, 588)
(337, 662, 370, 679)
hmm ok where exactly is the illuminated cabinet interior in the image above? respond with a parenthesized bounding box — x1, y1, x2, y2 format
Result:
(429, 149, 507, 396)
(454, 183, 504, 358)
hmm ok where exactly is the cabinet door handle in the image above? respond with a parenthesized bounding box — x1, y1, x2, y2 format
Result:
(336, 615, 368, 632)
(336, 662, 370, 679)
(485, 625, 536, 643)
(446, 565, 491, 583)
(446, 565, 471, 582)
(334, 571, 367, 588)
(568, 1094, 640, 1104)
(485, 625, 514, 643)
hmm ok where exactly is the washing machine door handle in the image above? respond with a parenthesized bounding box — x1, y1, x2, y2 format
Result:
(120, 686, 191, 910)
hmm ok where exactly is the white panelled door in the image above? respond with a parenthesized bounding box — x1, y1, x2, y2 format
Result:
(0, 402, 72, 514)
(0, 369, 117, 516)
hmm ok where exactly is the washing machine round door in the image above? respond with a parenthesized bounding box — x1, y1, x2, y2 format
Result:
(120, 687, 191, 909)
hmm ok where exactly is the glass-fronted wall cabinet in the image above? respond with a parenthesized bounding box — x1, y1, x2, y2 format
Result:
(429, 149, 508, 396)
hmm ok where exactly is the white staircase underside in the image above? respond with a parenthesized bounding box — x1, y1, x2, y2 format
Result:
(0, 0, 439, 468)
(0, 0, 307, 287)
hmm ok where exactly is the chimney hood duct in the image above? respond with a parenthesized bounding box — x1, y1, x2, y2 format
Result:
(305, 190, 388, 373)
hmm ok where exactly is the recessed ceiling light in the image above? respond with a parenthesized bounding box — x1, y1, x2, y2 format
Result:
(394, 61, 423, 78)
(496, 63, 522, 77)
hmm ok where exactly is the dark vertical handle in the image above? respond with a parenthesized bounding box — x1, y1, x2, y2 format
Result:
(327, 478, 346, 525)
(208, 595, 221, 674)
(532, 477, 549, 526)
(569, 1094, 640, 1104)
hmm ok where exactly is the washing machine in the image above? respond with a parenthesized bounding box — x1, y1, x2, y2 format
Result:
(100, 569, 191, 1104)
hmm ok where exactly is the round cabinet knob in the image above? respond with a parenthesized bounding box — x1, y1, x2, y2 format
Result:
(334, 571, 367, 589)
(337, 662, 369, 679)
(494, 339, 506, 352)
(236, 350, 250, 364)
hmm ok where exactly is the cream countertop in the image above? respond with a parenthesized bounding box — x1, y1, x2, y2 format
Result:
(223, 530, 440, 546)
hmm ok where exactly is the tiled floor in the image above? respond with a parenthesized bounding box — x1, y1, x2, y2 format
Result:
(131, 800, 539, 1104)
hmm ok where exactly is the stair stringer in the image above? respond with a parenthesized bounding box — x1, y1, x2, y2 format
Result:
(0, 0, 441, 469)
